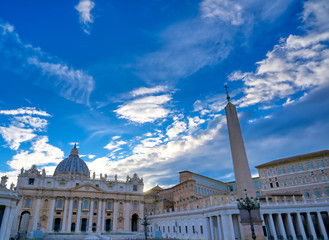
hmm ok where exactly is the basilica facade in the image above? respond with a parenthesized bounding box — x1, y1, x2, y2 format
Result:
(11, 145, 144, 238)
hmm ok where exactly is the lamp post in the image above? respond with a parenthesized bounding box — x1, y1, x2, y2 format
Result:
(141, 214, 150, 240)
(236, 189, 260, 240)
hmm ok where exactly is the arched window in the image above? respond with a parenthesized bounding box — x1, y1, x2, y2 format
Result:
(107, 202, 111, 209)
(133, 203, 137, 210)
(25, 198, 31, 208)
(83, 200, 88, 209)
(73, 201, 77, 209)
(94, 201, 97, 209)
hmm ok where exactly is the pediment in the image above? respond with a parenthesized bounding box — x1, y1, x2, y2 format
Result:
(72, 183, 104, 192)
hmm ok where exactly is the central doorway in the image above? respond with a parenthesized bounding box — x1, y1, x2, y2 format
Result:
(131, 214, 139, 232)
(105, 219, 112, 232)
(81, 218, 88, 232)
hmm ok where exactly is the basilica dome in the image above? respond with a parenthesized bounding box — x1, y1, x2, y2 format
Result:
(54, 144, 90, 177)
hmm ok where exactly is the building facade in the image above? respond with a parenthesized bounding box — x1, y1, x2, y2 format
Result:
(11, 145, 144, 238)
(256, 150, 329, 197)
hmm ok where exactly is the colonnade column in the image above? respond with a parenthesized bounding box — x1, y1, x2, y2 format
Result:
(88, 199, 94, 232)
(296, 213, 307, 239)
(221, 215, 230, 240)
(32, 197, 41, 230)
(139, 201, 144, 232)
(6, 204, 15, 239)
(76, 199, 82, 232)
(0, 206, 11, 239)
(209, 217, 214, 240)
(47, 198, 56, 231)
(317, 212, 328, 239)
(112, 200, 117, 231)
(66, 198, 73, 232)
(268, 214, 277, 239)
(97, 199, 102, 232)
(306, 212, 317, 239)
(228, 214, 235, 239)
(101, 200, 106, 232)
(62, 198, 69, 232)
(206, 217, 211, 240)
(217, 215, 223, 240)
(286, 213, 297, 240)
(277, 214, 287, 239)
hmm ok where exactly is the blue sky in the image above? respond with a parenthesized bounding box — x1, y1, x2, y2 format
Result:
(0, 0, 328, 190)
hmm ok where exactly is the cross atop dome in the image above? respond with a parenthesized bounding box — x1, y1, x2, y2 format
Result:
(70, 143, 79, 156)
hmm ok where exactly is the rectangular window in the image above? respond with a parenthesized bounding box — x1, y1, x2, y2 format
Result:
(288, 167, 294, 172)
(193, 226, 195, 234)
(261, 172, 265, 177)
(273, 170, 277, 175)
(200, 226, 203, 234)
(163, 226, 165, 232)
(168, 226, 170, 233)
(302, 177, 307, 183)
(283, 181, 287, 186)
(270, 183, 273, 188)
(312, 177, 317, 182)
(292, 179, 297, 185)
(267, 171, 271, 176)
(275, 182, 279, 187)
(279, 169, 285, 174)
(57, 199, 63, 208)
(28, 178, 35, 185)
(185, 226, 188, 233)
(321, 175, 328, 180)
(317, 162, 324, 167)
(133, 185, 138, 191)
(263, 184, 267, 189)
(308, 164, 313, 169)
(298, 165, 303, 171)
(179, 226, 181, 233)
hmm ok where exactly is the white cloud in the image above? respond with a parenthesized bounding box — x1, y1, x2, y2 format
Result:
(166, 120, 187, 139)
(88, 154, 96, 159)
(200, 0, 244, 25)
(0, 107, 50, 117)
(115, 94, 172, 123)
(130, 86, 168, 97)
(104, 139, 127, 151)
(8, 136, 64, 170)
(229, 0, 329, 108)
(0, 20, 95, 105)
(75, 0, 95, 34)
(188, 116, 205, 129)
(13, 116, 48, 131)
(0, 125, 36, 150)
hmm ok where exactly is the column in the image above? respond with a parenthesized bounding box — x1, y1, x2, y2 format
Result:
(217, 215, 223, 240)
(101, 200, 106, 232)
(97, 199, 102, 232)
(286, 213, 297, 240)
(62, 198, 69, 232)
(88, 199, 94, 232)
(5, 204, 15, 240)
(112, 200, 117, 231)
(47, 198, 56, 231)
(296, 213, 307, 239)
(306, 212, 317, 239)
(209, 217, 214, 240)
(206, 217, 211, 240)
(139, 201, 144, 232)
(228, 214, 235, 239)
(316, 212, 328, 239)
(268, 214, 278, 239)
(66, 198, 73, 232)
(124, 201, 130, 231)
(0, 206, 11, 239)
(277, 214, 287, 239)
(76, 199, 82, 232)
(221, 215, 231, 240)
(32, 197, 41, 230)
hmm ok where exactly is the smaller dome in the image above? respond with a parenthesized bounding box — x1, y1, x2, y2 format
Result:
(54, 144, 90, 177)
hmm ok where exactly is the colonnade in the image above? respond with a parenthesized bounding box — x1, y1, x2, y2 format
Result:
(149, 200, 329, 240)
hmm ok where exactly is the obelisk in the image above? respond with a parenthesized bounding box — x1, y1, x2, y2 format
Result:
(224, 86, 256, 198)
(224, 85, 265, 240)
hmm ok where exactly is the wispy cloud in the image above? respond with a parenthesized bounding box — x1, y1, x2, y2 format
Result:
(0, 20, 95, 105)
(75, 0, 95, 34)
(0, 107, 50, 117)
(200, 0, 244, 25)
(0, 125, 36, 150)
(130, 86, 168, 97)
(229, 0, 329, 108)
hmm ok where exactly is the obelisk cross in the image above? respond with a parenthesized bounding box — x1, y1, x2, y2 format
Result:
(224, 84, 231, 102)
